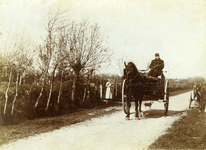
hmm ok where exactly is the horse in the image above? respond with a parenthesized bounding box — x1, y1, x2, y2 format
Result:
(199, 84, 206, 112)
(124, 62, 145, 120)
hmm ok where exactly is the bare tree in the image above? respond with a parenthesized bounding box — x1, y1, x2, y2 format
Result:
(11, 69, 19, 116)
(34, 44, 51, 109)
(34, 6, 69, 109)
(45, 19, 72, 110)
(64, 21, 111, 107)
(1, 29, 17, 115)
(11, 39, 33, 116)
(0, 51, 14, 115)
(56, 61, 68, 106)
(0, 31, 33, 116)
(3, 64, 13, 115)
(1, 29, 30, 115)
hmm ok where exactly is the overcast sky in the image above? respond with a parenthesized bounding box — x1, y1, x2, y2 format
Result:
(0, 0, 206, 79)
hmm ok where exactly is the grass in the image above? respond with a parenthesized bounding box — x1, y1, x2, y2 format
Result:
(0, 89, 191, 146)
(149, 109, 206, 149)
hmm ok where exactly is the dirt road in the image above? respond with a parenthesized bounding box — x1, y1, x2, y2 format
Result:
(0, 91, 191, 150)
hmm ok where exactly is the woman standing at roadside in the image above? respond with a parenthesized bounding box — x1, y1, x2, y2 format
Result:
(105, 79, 112, 100)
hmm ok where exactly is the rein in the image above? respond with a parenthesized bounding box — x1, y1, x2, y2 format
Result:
(129, 72, 139, 82)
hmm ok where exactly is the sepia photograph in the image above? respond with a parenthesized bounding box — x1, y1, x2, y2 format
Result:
(0, 0, 206, 149)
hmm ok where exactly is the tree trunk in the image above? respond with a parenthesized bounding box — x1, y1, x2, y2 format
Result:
(46, 58, 67, 109)
(45, 70, 55, 111)
(57, 69, 64, 105)
(45, 62, 62, 110)
(11, 72, 19, 116)
(34, 69, 48, 109)
(4, 68, 13, 115)
(45, 64, 58, 111)
(83, 72, 89, 102)
(71, 72, 78, 108)
(27, 79, 36, 105)
(86, 71, 91, 102)
(100, 84, 102, 100)
(115, 79, 118, 97)
(83, 87, 87, 102)
(19, 70, 25, 85)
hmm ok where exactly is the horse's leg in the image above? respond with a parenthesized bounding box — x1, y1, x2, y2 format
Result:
(139, 99, 142, 113)
(139, 95, 143, 112)
(139, 95, 144, 118)
(126, 90, 131, 120)
(199, 97, 203, 112)
(135, 98, 139, 120)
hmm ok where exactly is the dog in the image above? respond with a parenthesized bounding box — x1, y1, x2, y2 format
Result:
(144, 101, 153, 109)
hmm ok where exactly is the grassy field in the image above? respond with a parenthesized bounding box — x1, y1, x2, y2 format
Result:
(0, 89, 192, 146)
(149, 109, 206, 149)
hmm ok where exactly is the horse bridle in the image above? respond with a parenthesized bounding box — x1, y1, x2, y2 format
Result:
(125, 65, 139, 82)
(124, 62, 142, 83)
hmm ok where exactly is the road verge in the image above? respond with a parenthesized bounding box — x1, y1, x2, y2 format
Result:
(149, 109, 206, 149)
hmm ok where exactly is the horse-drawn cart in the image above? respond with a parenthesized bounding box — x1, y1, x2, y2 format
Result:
(122, 62, 169, 120)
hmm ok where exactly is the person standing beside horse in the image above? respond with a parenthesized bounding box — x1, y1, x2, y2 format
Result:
(148, 53, 164, 77)
(195, 84, 201, 103)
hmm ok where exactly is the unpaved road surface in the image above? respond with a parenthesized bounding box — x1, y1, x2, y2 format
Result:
(0, 92, 191, 150)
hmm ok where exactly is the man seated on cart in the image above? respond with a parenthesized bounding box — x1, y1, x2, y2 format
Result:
(148, 53, 164, 77)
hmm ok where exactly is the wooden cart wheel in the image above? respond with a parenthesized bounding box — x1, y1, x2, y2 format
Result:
(164, 80, 169, 116)
(122, 79, 127, 114)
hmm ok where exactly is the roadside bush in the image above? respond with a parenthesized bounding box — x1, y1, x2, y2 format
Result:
(0, 73, 123, 125)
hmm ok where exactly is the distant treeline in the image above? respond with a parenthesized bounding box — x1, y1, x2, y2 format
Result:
(169, 76, 205, 91)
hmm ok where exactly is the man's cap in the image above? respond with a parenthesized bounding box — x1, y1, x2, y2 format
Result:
(155, 53, 159, 56)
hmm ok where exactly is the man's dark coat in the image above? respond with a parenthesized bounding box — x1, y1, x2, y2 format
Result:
(149, 58, 164, 77)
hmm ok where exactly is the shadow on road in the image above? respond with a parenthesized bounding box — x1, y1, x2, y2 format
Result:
(143, 109, 185, 119)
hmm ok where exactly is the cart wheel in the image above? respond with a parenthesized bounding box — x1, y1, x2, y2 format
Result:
(164, 100, 169, 116)
(123, 96, 127, 114)
(164, 80, 169, 116)
(122, 79, 127, 114)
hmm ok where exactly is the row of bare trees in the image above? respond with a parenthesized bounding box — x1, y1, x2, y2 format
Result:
(0, 6, 111, 118)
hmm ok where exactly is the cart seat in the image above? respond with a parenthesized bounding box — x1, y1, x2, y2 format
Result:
(146, 75, 161, 83)
(140, 70, 162, 83)
(148, 76, 161, 80)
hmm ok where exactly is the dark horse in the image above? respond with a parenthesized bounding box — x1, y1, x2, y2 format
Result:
(124, 62, 145, 120)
